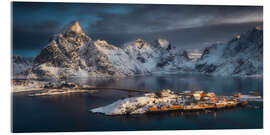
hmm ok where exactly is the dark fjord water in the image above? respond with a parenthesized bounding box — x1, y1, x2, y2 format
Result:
(12, 73, 263, 132)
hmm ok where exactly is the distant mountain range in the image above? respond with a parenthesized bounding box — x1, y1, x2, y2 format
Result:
(12, 55, 33, 76)
(196, 27, 263, 76)
(12, 21, 263, 80)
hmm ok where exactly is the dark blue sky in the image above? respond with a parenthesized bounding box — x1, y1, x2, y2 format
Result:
(12, 2, 263, 57)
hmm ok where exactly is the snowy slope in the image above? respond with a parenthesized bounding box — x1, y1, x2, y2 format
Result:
(124, 39, 158, 71)
(12, 55, 33, 75)
(124, 38, 192, 73)
(81, 39, 151, 77)
(196, 28, 263, 76)
(155, 47, 193, 72)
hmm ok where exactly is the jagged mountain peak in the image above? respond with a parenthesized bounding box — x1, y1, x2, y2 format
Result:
(127, 39, 150, 50)
(196, 27, 263, 76)
(13, 55, 33, 65)
(92, 40, 117, 50)
(156, 38, 171, 50)
(94, 40, 109, 46)
(61, 20, 84, 35)
(12, 55, 33, 76)
(229, 27, 263, 42)
(13, 55, 25, 63)
(135, 38, 146, 42)
(33, 21, 92, 67)
(14, 24, 262, 80)
(134, 38, 148, 44)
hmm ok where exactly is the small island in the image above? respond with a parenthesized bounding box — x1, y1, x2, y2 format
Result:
(91, 89, 262, 115)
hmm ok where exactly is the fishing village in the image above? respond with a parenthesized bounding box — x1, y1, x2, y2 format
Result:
(12, 79, 262, 115)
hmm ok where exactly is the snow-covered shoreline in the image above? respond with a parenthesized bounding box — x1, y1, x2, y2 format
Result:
(11, 80, 47, 93)
(91, 91, 178, 115)
(90, 89, 263, 115)
(12, 87, 44, 93)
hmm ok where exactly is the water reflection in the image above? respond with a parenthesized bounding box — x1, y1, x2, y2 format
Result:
(109, 107, 244, 122)
(12, 73, 263, 132)
(70, 73, 263, 95)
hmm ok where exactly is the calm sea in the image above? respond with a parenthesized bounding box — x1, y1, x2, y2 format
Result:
(12, 73, 263, 132)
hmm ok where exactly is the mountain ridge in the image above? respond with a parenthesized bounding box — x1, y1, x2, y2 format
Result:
(24, 21, 190, 80)
(12, 21, 263, 80)
(196, 27, 263, 76)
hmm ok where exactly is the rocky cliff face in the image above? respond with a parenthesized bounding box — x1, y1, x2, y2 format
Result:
(196, 28, 263, 76)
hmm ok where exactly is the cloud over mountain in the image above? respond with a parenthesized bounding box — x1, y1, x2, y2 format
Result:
(12, 2, 263, 56)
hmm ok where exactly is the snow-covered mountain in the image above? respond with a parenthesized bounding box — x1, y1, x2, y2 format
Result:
(25, 21, 154, 80)
(22, 21, 192, 80)
(155, 45, 192, 72)
(124, 38, 192, 73)
(195, 27, 263, 76)
(124, 39, 156, 70)
(12, 55, 33, 75)
(13, 21, 262, 80)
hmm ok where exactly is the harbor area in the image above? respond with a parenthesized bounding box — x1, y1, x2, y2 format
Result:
(91, 89, 262, 115)
(11, 79, 262, 115)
